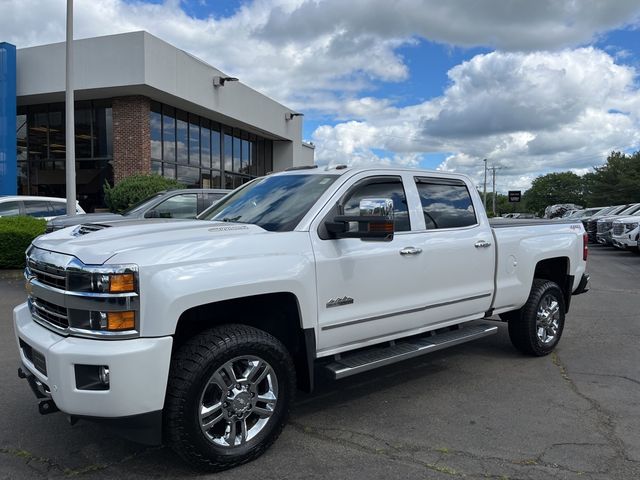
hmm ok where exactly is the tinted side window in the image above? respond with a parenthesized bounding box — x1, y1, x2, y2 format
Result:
(415, 179, 477, 229)
(204, 193, 225, 207)
(148, 194, 198, 219)
(49, 202, 67, 216)
(24, 201, 51, 217)
(343, 178, 410, 232)
(0, 201, 21, 216)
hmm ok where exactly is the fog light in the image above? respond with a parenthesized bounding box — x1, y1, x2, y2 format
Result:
(75, 364, 110, 391)
(99, 366, 110, 386)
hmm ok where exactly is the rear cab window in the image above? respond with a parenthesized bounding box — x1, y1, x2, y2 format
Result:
(414, 177, 477, 230)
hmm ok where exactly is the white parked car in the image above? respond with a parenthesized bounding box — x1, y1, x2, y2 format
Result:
(611, 215, 640, 251)
(14, 166, 589, 471)
(0, 196, 85, 220)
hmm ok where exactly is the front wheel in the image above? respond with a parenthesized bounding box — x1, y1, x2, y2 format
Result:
(506, 279, 566, 356)
(165, 324, 296, 471)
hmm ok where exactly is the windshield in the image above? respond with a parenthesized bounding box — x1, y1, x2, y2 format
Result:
(199, 174, 339, 231)
(121, 193, 165, 216)
(621, 204, 640, 216)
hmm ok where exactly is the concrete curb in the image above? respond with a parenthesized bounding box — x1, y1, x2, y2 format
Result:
(0, 270, 24, 281)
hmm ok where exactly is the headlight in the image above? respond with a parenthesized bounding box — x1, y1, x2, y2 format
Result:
(625, 222, 639, 232)
(67, 266, 138, 293)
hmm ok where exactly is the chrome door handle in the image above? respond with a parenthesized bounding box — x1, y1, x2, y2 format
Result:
(475, 240, 492, 248)
(400, 247, 422, 255)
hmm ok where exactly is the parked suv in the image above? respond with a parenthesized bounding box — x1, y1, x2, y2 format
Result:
(586, 205, 628, 243)
(0, 196, 85, 220)
(611, 215, 640, 252)
(596, 203, 640, 245)
(46, 189, 230, 232)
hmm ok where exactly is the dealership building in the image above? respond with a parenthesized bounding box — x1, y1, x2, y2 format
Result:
(0, 31, 314, 211)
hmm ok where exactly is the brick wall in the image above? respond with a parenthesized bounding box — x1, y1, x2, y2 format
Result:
(112, 96, 151, 183)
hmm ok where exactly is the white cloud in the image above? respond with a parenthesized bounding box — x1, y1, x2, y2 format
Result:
(313, 48, 640, 191)
(2, 0, 640, 191)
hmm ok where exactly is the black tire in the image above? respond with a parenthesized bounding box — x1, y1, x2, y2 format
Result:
(165, 324, 296, 471)
(505, 279, 566, 356)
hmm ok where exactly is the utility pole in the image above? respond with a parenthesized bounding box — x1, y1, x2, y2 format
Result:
(483, 158, 487, 209)
(65, 0, 76, 215)
(491, 166, 496, 217)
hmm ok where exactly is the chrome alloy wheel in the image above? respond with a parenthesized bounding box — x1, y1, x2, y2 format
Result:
(536, 294, 561, 345)
(198, 356, 278, 447)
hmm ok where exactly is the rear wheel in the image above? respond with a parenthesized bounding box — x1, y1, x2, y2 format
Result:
(505, 279, 566, 356)
(165, 324, 295, 471)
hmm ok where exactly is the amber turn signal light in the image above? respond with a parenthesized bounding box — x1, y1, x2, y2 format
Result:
(107, 311, 135, 331)
(109, 273, 135, 293)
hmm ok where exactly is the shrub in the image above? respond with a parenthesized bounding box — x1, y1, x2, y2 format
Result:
(0, 216, 47, 269)
(104, 174, 183, 213)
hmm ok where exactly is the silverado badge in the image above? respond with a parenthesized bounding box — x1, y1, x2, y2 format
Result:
(326, 296, 354, 308)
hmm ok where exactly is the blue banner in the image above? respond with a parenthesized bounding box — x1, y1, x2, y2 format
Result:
(0, 42, 17, 196)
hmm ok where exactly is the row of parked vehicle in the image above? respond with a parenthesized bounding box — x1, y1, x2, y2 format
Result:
(575, 204, 640, 251)
(0, 189, 230, 230)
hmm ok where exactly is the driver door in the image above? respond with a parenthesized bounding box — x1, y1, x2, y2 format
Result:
(311, 174, 428, 354)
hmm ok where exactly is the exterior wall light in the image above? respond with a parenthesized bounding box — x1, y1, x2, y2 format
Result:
(213, 76, 239, 87)
(285, 112, 304, 120)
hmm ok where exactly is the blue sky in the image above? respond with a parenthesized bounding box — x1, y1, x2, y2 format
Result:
(4, 0, 640, 191)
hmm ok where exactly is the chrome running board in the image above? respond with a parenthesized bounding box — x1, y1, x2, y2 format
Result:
(323, 322, 498, 379)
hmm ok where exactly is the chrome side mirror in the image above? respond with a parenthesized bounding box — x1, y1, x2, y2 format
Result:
(359, 198, 394, 219)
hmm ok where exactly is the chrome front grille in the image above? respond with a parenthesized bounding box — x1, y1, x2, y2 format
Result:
(613, 224, 624, 236)
(29, 297, 69, 330)
(27, 259, 66, 290)
(24, 246, 140, 339)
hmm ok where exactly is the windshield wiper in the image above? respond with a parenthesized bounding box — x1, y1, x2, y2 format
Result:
(220, 216, 242, 223)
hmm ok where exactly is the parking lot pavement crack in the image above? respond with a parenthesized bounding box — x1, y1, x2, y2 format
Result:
(0, 445, 163, 477)
(290, 422, 593, 479)
(571, 372, 640, 388)
(0, 447, 61, 475)
(551, 352, 633, 467)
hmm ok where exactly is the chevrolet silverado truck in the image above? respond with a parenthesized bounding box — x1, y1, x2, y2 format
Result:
(14, 167, 590, 471)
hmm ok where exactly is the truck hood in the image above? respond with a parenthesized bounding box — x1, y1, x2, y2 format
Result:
(612, 215, 640, 223)
(33, 220, 268, 264)
(49, 212, 123, 228)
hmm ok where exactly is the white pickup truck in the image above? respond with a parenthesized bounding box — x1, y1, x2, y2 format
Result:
(14, 167, 590, 471)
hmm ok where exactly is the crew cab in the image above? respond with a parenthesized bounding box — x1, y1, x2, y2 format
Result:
(14, 167, 589, 471)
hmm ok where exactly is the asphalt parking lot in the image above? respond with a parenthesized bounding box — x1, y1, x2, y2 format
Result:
(1, 245, 639, 480)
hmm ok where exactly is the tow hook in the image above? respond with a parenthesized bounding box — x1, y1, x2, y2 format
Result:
(39, 400, 59, 415)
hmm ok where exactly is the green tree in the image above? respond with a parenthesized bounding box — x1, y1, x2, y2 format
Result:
(103, 174, 183, 213)
(522, 172, 584, 216)
(583, 151, 640, 206)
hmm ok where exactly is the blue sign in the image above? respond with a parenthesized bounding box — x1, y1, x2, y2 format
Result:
(0, 42, 17, 196)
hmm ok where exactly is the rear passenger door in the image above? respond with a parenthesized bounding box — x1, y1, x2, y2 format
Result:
(410, 176, 495, 328)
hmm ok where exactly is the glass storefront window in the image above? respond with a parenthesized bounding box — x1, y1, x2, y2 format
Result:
(75, 101, 92, 158)
(201, 119, 211, 169)
(150, 101, 162, 162)
(233, 134, 241, 173)
(189, 114, 200, 166)
(176, 110, 188, 165)
(212, 127, 221, 170)
(178, 165, 200, 188)
(28, 105, 48, 161)
(16, 113, 27, 161)
(94, 100, 112, 158)
(162, 105, 176, 163)
(224, 131, 233, 172)
(48, 104, 65, 159)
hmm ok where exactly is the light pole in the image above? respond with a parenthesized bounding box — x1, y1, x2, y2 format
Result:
(65, 0, 76, 215)
(492, 166, 497, 217)
(483, 158, 487, 209)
